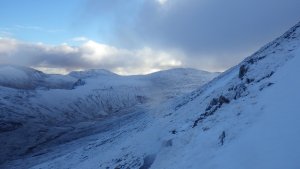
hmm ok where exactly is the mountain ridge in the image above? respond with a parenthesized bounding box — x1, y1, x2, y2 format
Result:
(0, 65, 217, 165)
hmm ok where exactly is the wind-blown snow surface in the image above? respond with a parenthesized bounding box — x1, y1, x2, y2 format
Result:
(2, 22, 300, 168)
(0, 66, 217, 165)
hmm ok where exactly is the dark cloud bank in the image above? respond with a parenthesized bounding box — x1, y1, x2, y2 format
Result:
(82, 0, 300, 70)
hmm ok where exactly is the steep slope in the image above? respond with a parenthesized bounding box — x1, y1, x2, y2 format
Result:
(148, 22, 300, 169)
(3, 21, 299, 169)
(156, 21, 300, 169)
(0, 67, 217, 165)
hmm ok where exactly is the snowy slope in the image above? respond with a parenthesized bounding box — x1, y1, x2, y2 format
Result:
(69, 69, 118, 79)
(0, 67, 216, 124)
(153, 21, 300, 169)
(0, 67, 217, 165)
(2, 21, 299, 169)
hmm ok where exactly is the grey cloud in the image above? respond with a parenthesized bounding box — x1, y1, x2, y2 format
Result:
(0, 39, 83, 69)
(0, 38, 183, 75)
(2, 1, 299, 74)
(135, 0, 300, 51)
(82, 0, 300, 71)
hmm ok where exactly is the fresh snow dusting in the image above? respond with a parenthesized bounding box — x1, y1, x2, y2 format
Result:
(0, 66, 217, 167)
(0, 66, 29, 81)
(1, 21, 300, 169)
(213, 50, 300, 169)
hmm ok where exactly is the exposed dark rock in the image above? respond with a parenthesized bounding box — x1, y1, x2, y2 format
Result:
(239, 65, 248, 79)
(193, 95, 230, 128)
(257, 55, 267, 61)
(259, 82, 275, 91)
(72, 79, 85, 89)
(233, 84, 247, 100)
(246, 55, 266, 65)
(246, 78, 255, 84)
(274, 42, 281, 47)
(171, 129, 177, 134)
(219, 131, 226, 146)
(266, 71, 274, 78)
(256, 71, 275, 83)
(202, 127, 210, 131)
(139, 154, 156, 169)
(247, 58, 255, 64)
(192, 115, 205, 128)
(205, 98, 218, 112)
(219, 96, 230, 104)
(228, 86, 234, 91)
(205, 95, 230, 114)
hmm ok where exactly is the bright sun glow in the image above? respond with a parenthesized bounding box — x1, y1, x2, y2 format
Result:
(157, 0, 168, 5)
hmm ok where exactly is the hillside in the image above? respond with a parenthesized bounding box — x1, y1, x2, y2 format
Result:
(0, 67, 217, 165)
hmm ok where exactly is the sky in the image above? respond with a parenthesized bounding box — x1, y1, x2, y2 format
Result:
(0, 0, 300, 75)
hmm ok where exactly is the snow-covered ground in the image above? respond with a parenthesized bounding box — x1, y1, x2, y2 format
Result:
(1, 21, 300, 169)
(0, 66, 217, 165)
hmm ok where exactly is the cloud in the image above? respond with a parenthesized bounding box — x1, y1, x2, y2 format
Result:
(0, 38, 183, 75)
(2, 0, 299, 74)
(79, 0, 300, 71)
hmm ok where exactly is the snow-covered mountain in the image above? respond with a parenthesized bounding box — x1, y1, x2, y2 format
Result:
(2, 21, 300, 169)
(0, 65, 82, 90)
(0, 66, 217, 165)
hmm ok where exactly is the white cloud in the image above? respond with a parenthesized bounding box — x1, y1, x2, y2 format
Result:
(0, 38, 183, 75)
